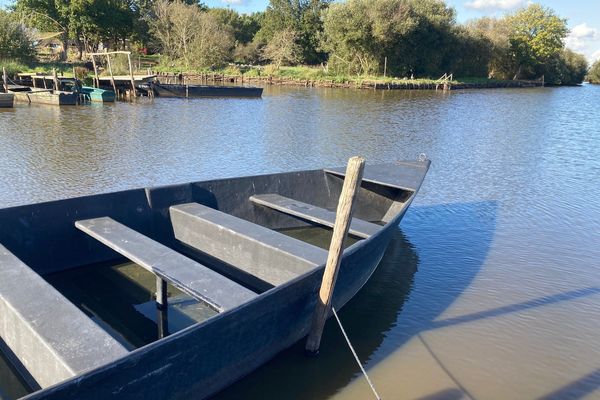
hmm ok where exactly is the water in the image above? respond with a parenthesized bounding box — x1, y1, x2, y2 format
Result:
(1, 83, 599, 399)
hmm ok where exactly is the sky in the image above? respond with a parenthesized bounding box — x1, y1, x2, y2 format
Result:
(1, 0, 599, 62)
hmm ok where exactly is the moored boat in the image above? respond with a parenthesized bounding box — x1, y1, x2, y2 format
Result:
(0, 159, 429, 400)
(8, 85, 78, 106)
(0, 92, 14, 108)
(80, 86, 116, 102)
(151, 82, 263, 98)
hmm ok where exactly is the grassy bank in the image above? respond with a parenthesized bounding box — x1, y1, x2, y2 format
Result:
(2, 60, 541, 90)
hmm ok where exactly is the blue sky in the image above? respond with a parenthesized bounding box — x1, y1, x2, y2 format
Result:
(2, 0, 599, 62)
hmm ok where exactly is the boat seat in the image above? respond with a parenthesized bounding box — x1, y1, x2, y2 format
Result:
(249, 193, 380, 239)
(169, 203, 328, 287)
(75, 217, 257, 312)
(0, 244, 129, 389)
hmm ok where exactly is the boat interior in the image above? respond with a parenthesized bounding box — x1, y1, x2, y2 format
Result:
(0, 162, 426, 395)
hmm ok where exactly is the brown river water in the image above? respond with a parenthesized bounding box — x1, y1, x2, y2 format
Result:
(1, 84, 599, 399)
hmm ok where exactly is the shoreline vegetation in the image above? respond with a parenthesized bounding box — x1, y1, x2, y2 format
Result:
(1, 1, 598, 90)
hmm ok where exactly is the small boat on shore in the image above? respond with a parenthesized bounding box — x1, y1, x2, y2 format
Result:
(0, 92, 14, 108)
(0, 159, 429, 400)
(151, 82, 263, 98)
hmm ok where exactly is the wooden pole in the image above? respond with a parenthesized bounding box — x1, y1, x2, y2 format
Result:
(305, 156, 365, 354)
(91, 54, 99, 88)
(105, 51, 118, 96)
(383, 56, 387, 78)
(52, 68, 59, 91)
(156, 276, 169, 339)
(2, 67, 7, 93)
(127, 52, 137, 98)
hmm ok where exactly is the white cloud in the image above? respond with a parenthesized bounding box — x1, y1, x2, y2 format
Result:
(464, 0, 527, 11)
(221, 0, 245, 5)
(566, 23, 600, 61)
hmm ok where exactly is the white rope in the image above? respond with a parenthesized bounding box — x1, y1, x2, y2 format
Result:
(332, 307, 382, 400)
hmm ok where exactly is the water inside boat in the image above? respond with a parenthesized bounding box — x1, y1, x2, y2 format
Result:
(0, 223, 362, 399)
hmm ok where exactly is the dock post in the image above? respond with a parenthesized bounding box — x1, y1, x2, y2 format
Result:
(52, 68, 59, 91)
(2, 67, 7, 93)
(105, 50, 118, 96)
(305, 156, 365, 354)
(156, 276, 169, 338)
(127, 52, 137, 98)
(91, 55, 99, 88)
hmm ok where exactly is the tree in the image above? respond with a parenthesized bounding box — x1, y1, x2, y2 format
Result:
(149, 0, 233, 68)
(261, 28, 301, 68)
(321, 0, 458, 77)
(208, 8, 262, 45)
(589, 60, 600, 83)
(255, 0, 329, 64)
(465, 17, 514, 79)
(508, 4, 568, 79)
(543, 49, 587, 85)
(0, 9, 35, 62)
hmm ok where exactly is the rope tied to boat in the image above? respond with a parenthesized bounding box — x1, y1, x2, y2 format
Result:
(332, 307, 382, 400)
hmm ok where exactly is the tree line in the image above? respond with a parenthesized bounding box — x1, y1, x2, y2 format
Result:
(0, 0, 593, 84)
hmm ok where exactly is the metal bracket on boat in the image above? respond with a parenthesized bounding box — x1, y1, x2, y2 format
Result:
(418, 153, 428, 162)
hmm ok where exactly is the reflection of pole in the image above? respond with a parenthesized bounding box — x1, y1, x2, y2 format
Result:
(156, 276, 169, 339)
(105, 50, 117, 97)
(306, 156, 365, 354)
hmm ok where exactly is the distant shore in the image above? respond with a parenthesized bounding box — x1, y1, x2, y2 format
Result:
(154, 70, 545, 91)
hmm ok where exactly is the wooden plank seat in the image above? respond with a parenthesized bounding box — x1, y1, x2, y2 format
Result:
(75, 217, 257, 312)
(169, 203, 328, 287)
(0, 244, 129, 389)
(249, 193, 380, 239)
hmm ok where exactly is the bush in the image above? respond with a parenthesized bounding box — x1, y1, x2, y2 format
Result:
(0, 10, 35, 63)
(588, 60, 600, 83)
(543, 49, 588, 85)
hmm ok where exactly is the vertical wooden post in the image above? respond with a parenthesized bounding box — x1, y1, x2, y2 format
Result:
(105, 51, 118, 96)
(156, 276, 169, 338)
(2, 67, 7, 93)
(127, 52, 137, 98)
(91, 54, 99, 88)
(383, 56, 387, 78)
(305, 156, 365, 354)
(52, 68, 59, 91)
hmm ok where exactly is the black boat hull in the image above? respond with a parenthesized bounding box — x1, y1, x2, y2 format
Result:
(152, 84, 263, 98)
(0, 162, 429, 400)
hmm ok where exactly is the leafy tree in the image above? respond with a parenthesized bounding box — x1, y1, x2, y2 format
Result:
(465, 17, 514, 79)
(587, 60, 600, 83)
(208, 8, 261, 45)
(508, 4, 568, 79)
(0, 9, 35, 62)
(149, 0, 233, 68)
(322, 0, 458, 77)
(588, 60, 600, 83)
(542, 49, 587, 85)
(256, 0, 329, 64)
(261, 28, 301, 68)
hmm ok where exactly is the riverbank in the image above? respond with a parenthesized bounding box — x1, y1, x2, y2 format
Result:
(155, 69, 544, 91)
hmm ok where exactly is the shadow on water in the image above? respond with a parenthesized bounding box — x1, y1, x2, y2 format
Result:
(537, 368, 600, 400)
(212, 201, 498, 400)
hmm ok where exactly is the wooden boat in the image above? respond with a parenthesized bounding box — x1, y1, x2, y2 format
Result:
(151, 82, 263, 98)
(80, 86, 116, 102)
(0, 160, 429, 400)
(0, 92, 14, 108)
(8, 85, 78, 106)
